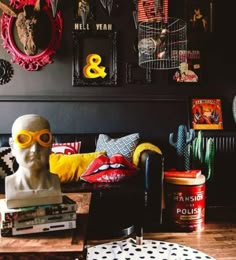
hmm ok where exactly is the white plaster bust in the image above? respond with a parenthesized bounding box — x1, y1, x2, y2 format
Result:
(5, 114, 62, 208)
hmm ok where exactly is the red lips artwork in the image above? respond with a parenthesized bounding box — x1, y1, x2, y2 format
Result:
(80, 154, 138, 183)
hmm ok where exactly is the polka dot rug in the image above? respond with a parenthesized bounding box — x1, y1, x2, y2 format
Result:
(87, 238, 215, 260)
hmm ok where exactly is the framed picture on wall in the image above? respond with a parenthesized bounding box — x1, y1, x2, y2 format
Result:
(188, 0, 214, 33)
(72, 31, 117, 86)
(168, 49, 202, 84)
(191, 98, 223, 130)
(126, 63, 152, 84)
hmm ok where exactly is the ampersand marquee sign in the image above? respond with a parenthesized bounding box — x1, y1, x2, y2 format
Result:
(0, 0, 62, 71)
(83, 54, 107, 79)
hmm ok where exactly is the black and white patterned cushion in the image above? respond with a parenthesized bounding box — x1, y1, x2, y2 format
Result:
(95, 133, 140, 161)
(0, 147, 14, 180)
(87, 238, 215, 260)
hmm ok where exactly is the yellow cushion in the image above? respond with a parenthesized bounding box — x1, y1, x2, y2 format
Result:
(132, 142, 162, 166)
(50, 151, 106, 183)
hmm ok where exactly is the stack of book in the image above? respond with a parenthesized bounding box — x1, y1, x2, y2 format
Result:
(164, 169, 202, 179)
(0, 195, 77, 237)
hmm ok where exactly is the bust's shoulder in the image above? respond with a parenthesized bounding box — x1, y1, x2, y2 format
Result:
(5, 173, 17, 182)
(49, 172, 61, 187)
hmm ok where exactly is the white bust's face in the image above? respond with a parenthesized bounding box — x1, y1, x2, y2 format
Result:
(10, 114, 52, 172)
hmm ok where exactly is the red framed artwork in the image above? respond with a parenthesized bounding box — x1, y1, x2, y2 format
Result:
(0, 0, 62, 71)
(191, 98, 223, 130)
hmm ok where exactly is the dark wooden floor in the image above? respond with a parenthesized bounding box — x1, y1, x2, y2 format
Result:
(87, 208, 236, 260)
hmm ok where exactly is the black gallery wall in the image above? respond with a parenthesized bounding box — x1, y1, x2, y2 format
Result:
(0, 1, 235, 205)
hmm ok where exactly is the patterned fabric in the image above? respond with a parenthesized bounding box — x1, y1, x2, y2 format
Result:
(51, 142, 81, 155)
(0, 147, 14, 180)
(81, 154, 138, 183)
(95, 133, 140, 161)
(87, 238, 215, 260)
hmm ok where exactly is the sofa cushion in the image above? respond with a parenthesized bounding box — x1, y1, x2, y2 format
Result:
(49, 151, 105, 183)
(0, 147, 14, 181)
(95, 133, 140, 161)
(51, 141, 81, 154)
(80, 154, 138, 183)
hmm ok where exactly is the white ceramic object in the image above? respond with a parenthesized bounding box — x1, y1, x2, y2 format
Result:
(233, 96, 236, 123)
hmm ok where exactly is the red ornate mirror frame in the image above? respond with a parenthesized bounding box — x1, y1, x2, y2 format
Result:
(0, 0, 62, 71)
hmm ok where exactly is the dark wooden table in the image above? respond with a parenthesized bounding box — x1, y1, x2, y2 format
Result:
(0, 192, 92, 260)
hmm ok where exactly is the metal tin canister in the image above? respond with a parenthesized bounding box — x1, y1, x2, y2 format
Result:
(165, 174, 206, 231)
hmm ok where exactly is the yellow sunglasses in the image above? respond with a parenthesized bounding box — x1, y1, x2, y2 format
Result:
(14, 129, 52, 149)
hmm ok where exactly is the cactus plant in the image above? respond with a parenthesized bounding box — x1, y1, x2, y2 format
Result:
(191, 131, 215, 181)
(169, 125, 216, 181)
(169, 124, 195, 171)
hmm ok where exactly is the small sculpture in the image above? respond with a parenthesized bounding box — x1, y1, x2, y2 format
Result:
(5, 114, 62, 208)
(169, 124, 195, 171)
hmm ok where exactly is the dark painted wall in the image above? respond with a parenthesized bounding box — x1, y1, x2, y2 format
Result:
(0, 0, 235, 205)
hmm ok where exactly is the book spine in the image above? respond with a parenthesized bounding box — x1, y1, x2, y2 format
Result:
(1, 203, 77, 222)
(14, 212, 77, 228)
(0, 227, 12, 237)
(1, 212, 77, 229)
(12, 220, 76, 236)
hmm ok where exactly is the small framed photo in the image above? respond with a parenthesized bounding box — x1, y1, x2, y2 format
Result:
(169, 49, 201, 84)
(126, 63, 152, 84)
(191, 98, 223, 130)
(188, 0, 214, 33)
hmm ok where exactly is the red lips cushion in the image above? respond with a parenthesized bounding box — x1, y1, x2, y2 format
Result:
(80, 154, 138, 183)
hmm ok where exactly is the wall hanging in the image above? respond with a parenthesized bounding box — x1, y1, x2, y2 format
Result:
(126, 63, 152, 84)
(191, 98, 223, 130)
(99, 0, 113, 16)
(0, 0, 62, 71)
(72, 31, 117, 86)
(169, 49, 201, 84)
(137, 0, 187, 70)
(188, 0, 214, 33)
(0, 59, 14, 85)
